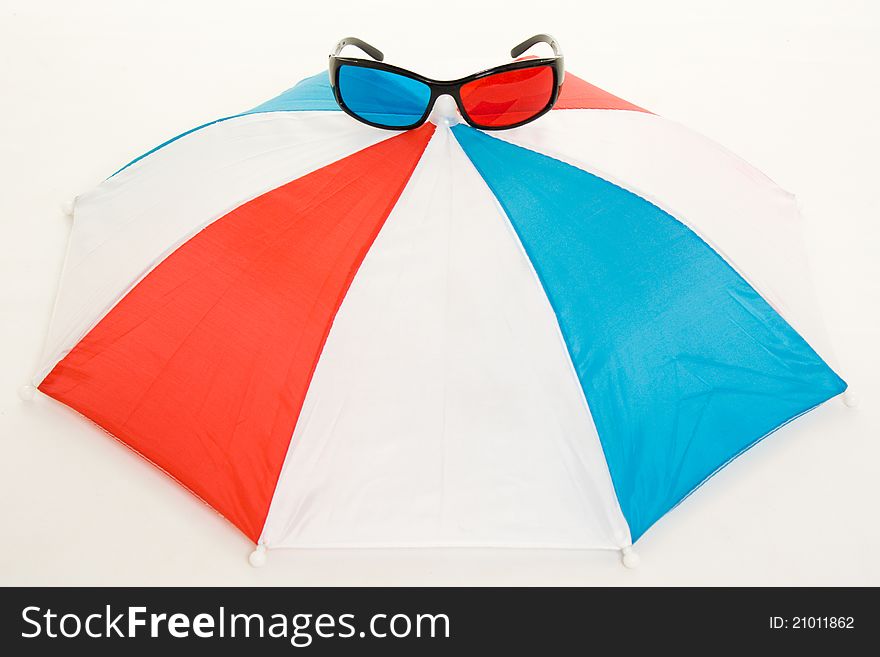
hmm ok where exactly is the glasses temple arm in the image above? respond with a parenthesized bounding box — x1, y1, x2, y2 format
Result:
(331, 37, 384, 61)
(332, 34, 557, 63)
(510, 34, 562, 59)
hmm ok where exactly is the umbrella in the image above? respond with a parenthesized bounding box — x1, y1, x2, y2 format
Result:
(25, 59, 848, 568)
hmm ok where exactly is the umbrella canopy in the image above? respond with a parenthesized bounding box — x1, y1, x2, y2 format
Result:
(31, 68, 846, 563)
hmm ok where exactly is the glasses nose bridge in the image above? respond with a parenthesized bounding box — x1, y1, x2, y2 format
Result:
(432, 80, 460, 96)
(428, 80, 466, 120)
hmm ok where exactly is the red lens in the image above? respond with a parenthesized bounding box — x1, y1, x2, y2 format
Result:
(459, 65, 555, 128)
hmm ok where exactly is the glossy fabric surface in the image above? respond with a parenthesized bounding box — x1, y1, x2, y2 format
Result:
(453, 125, 845, 539)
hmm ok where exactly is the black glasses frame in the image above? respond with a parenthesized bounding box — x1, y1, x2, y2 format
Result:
(328, 35, 565, 131)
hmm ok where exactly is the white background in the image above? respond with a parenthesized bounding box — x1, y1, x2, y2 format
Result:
(1, 0, 877, 585)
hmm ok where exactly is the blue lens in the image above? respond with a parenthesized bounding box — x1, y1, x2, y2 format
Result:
(338, 65, 432, 127)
